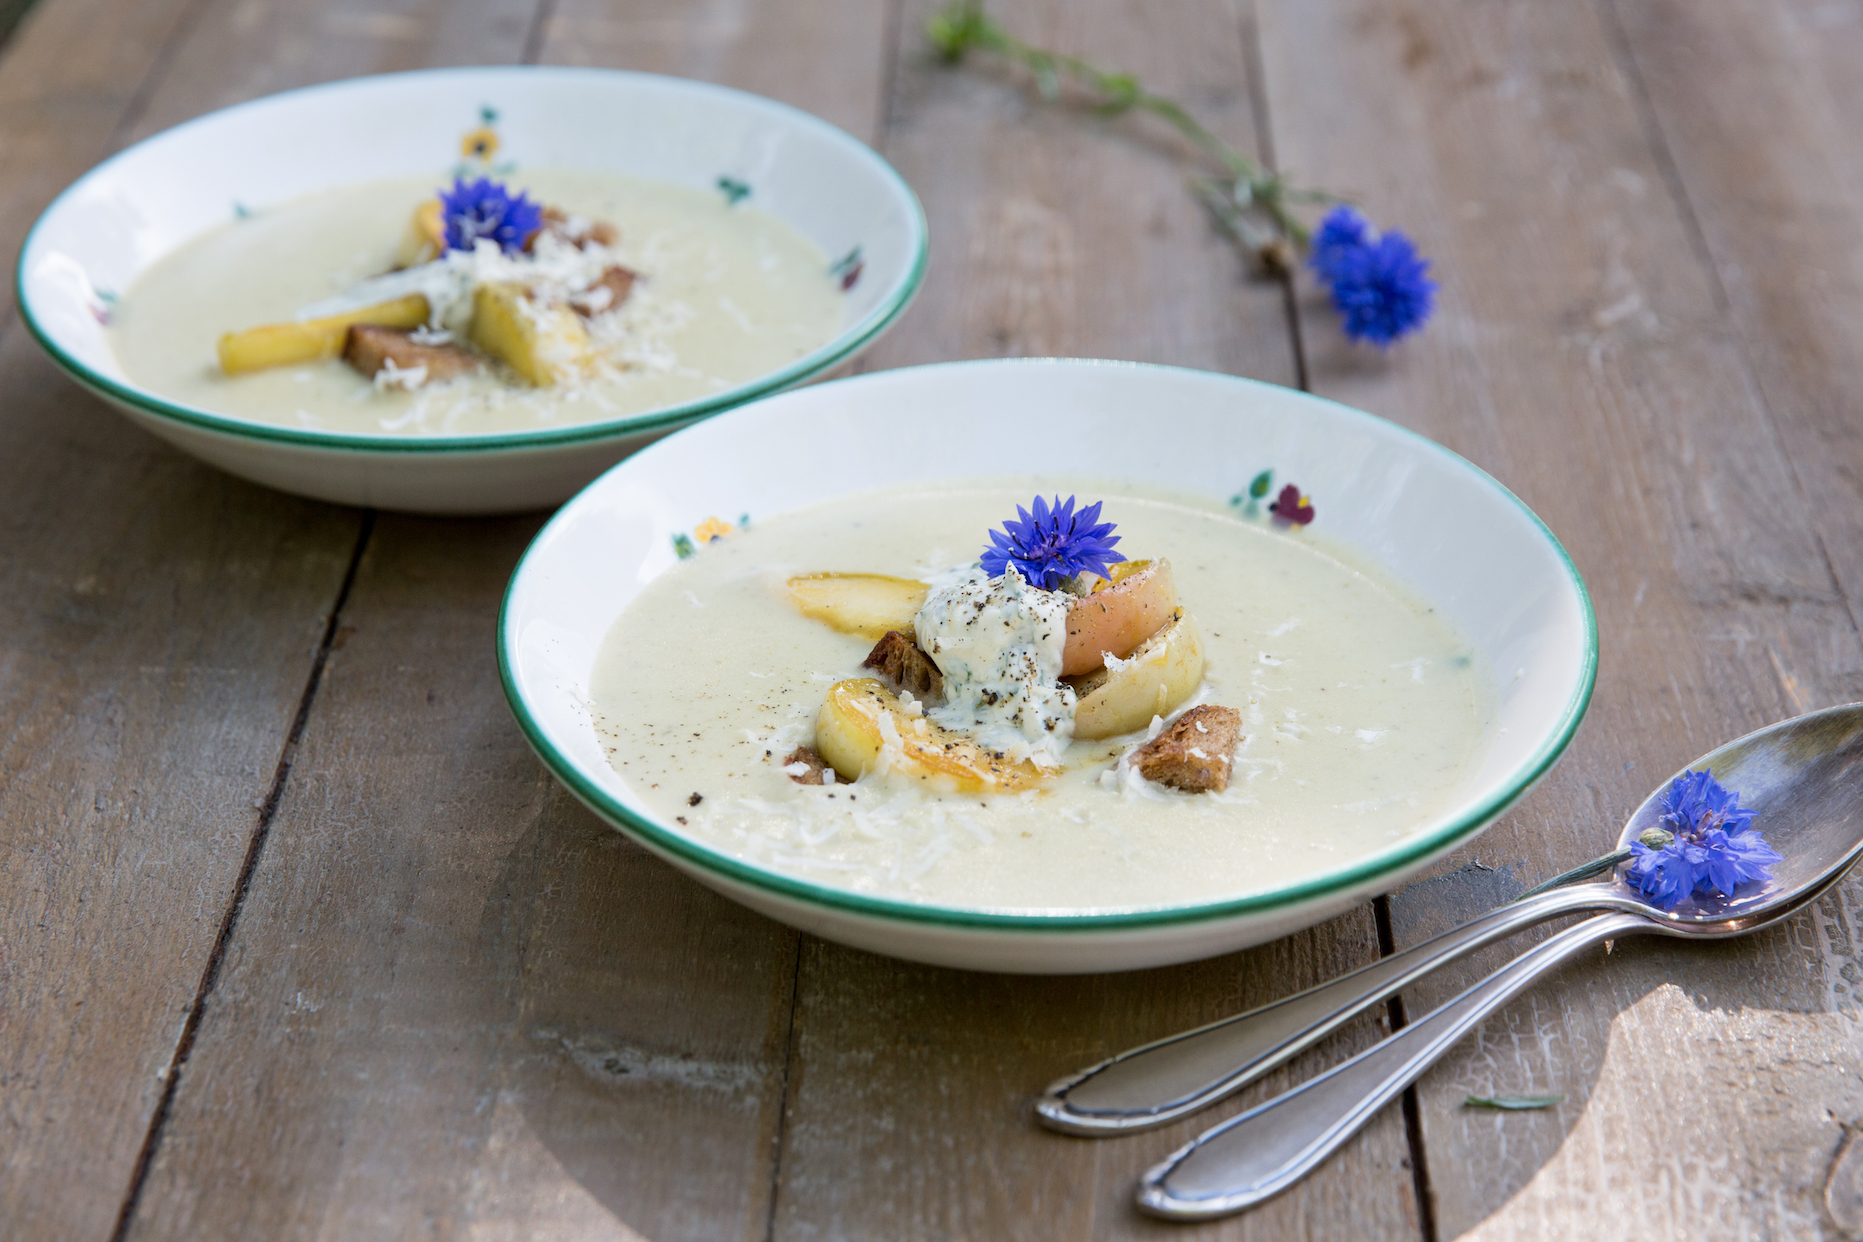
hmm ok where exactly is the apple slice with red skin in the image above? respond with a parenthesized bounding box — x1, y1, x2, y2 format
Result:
(1061, 559, 1177, 676)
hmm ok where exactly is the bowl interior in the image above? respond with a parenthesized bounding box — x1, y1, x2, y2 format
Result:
(19, 65, 924, 438)
(500, 359, 1597, 926)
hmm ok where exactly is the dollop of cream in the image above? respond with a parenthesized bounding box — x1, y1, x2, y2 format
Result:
(914, 567, 1076, 767)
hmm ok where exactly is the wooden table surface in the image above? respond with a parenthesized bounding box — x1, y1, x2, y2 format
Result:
(5, 0, 1863, 1237)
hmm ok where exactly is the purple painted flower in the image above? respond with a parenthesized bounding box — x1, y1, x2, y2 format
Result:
(1623, 769, 1780, 909)
(980, 495, 1125, 590)
(439, 176, 543, 255)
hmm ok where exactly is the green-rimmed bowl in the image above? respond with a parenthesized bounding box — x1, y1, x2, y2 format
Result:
(499, 359, 1597, 973)
(17, 66, 925, 514)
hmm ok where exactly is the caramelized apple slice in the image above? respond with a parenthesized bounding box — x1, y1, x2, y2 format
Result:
(216, 294, 431, 375)
(393, 199, 446, 269)
(1062, 558, 1178, 676)
(786, 573, 929, 641)
(815, 678, 1045, 791)
(1069, 608, 1205, 740)
(468, 282, 592, 386)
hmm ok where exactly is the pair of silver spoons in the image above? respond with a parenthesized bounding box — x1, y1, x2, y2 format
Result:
(1037, 702, 1863, 1220)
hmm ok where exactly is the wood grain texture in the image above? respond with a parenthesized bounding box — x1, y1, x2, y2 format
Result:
(122, 516, 804, 1242)
(110, 2, 890, 1240)
(0, 0, 201, 328)
(536, 0, 891, 141)
(1256, 0, 1863, 1234)
(859, 0, 1298, 382)
(0, 0, 371, 1234)
(761, 4, 1418, 1240)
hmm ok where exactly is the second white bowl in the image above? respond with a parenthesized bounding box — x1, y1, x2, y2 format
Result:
(17, 66, 926, 513)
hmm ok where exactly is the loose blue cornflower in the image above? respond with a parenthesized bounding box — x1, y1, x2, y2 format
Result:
(439, 176, 543, 255)
(1308, 206, 1372, 284)
(980, 495, 1125, 591)
(1623, 769, 1781, 909)
(1307, 205, 1437, 348)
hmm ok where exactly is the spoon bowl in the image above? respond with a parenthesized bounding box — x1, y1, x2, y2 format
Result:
(1616, 702, 1863, 923)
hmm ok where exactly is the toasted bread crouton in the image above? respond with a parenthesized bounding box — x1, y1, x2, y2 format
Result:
(571, 266, 637, 318)
(860, 630, 943, 702)
(1131, 705, 1243, 793)
(539, 205, 620, 250)
(342, 324, 482, 384)
(783, 746, 830, 785)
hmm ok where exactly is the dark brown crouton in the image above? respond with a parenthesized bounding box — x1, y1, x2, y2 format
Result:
(1131, 705, 1244, 793)
(783, 747, 830, 785)
(861, 630, 944, 702)
(540, 205, 620, 249)
(342, 325, 481, 383)
(570, 266, 637, 318)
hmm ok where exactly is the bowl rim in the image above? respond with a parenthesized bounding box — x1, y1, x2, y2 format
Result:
(497, 358, 1600, 932)
(14, 64, 929, 456)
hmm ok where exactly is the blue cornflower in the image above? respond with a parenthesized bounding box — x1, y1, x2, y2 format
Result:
(1309, 205, 1372, 284)
(1623, 769, 1780, 909)
(439, 177, 543, 255)
(1307, 205, 1437, 348)
(980, 495, 1125, 591)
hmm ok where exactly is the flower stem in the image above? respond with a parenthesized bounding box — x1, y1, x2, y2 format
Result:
(924, 0, 1329, 256)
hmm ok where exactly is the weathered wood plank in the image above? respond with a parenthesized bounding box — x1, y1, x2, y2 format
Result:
(116, 2, 891, 1239)
(1608, 0, 1863, 627)
(0, 0, 373, 1235)
(1257, 0, 1863, 1234)
(763, 4, 1419, 1239)
(123, 516, 806, 1242)
(857, 0, 1299, 382)
(535, 0, 890, 141)
(0, 0, 200, 328)
(120, 0, 541, 141)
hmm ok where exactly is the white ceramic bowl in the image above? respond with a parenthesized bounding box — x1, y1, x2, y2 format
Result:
(16, 66, 926, 514)
(499, 359, 1597, 973)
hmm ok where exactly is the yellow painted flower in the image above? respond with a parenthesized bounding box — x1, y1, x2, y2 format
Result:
(461, 126, 499, 161)
(694, 516, 736, 544)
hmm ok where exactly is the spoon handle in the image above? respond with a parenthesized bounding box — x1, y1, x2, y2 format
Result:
(1035, 884, 1607, 1134)
(1134, 910, 1648, 1220)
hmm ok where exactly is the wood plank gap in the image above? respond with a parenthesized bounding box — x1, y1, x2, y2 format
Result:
(0, 0, 39, 56)
(761, 942, 807, 1242)
(519, 0, 557, 65)
(1236, 0, 1308, 392)
(1373, 892, 1437, 1242)
(876, 0, 905, 142)
(99, 0, 215, 163)
(105, 510, 377, 1242)
(1595, 0, 1863, 646)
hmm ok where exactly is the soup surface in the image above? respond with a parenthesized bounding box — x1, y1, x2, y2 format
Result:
(591, 481, 1497, 910)
(109, 170, 845, 436)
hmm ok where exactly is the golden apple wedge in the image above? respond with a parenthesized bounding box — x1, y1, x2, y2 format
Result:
(786, 573, 929, 641)
(815, 678, 1045, 791)
(1069, 608, 1205, 740)
(216, 294, 431, 375)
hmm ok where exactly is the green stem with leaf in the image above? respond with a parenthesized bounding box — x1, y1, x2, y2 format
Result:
(924, 0, 1334, 267)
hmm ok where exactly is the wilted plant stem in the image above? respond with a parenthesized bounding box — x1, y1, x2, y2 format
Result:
(924, 0, 1330, 265)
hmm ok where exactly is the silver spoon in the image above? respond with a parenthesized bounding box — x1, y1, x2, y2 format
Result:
(1040, 702, 1863, 1138)
(1133, 701, 1863, 1219)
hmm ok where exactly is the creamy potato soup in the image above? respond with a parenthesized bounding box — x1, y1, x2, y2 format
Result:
(591, 482, 1497, 911)
(109, 170, 845, 436)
